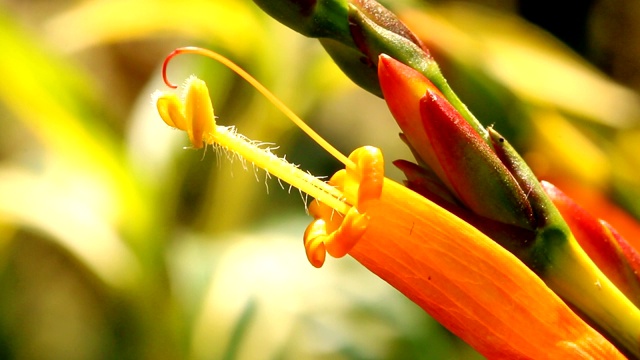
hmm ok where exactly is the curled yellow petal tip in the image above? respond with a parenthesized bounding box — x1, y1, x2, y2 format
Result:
(303, 146, 383, 267)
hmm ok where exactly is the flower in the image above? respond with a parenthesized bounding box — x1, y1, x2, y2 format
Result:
(153, 47, 625, 358)
(305, 146, 622, 359)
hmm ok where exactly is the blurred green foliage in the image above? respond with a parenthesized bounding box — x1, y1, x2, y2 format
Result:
(0, 0, 638, 359)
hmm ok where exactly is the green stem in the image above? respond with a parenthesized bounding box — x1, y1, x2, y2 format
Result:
(541, 228, 640, 358)
(347, 4, 489, 142)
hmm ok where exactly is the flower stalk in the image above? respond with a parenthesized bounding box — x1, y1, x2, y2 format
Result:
(543, 181, 640, 307)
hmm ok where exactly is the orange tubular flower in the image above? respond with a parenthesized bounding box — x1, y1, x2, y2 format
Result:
(378, 52, 640, 357)
(305, 147, 622, 359)
(155, 47, 624, 359)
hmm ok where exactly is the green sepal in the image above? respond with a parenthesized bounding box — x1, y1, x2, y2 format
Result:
(487, 126, 576, 270)
(487, 127, 577, 269)
(252, 0, 352, 44)
(487, 128, 640, 357)
(319, 38, 383, 97)
(488, 127, 563, 228)
(348, 5, 487, 139)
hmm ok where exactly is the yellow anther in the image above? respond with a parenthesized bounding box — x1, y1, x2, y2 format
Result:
(183, 76, 215, 148)
(155, 76, 216, 149)
(155, 92, 188, 131)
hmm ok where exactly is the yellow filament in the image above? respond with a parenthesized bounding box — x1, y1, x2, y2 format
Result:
(208, 126, 351, 214)
(164, 46, 355, 170)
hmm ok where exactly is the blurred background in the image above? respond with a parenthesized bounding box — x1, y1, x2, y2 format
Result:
(0, 0, 639, 359)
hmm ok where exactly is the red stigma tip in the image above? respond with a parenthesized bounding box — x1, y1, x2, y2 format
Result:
(162, 49, 182, 89)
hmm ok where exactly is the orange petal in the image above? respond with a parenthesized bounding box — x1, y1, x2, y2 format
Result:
(348, 179, 622, 358)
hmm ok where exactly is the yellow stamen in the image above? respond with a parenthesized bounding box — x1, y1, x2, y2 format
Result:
(154, 75, 351, 215)
(154, 46, 380, 267)
(162, 47, 354, 169)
